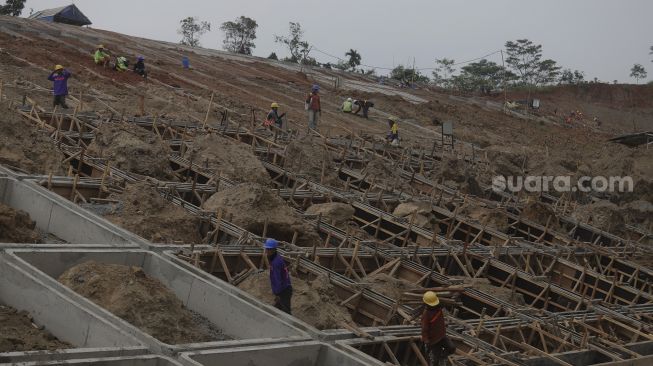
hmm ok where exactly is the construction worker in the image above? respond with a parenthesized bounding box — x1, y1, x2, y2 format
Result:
(264, 238, 292, 315)
(353, 99, 374, 118)
(421, 291, 455, 366)
(265, 102, 286, 129)
(342, 97, 353, 113)
(47, 65, 71, 109)
(305, 84, 321, 130)
(93, 45, 110, 67)
(133, 56, 147, 78)
(387, 117, 399, 146)
(114, 56, 129, 72)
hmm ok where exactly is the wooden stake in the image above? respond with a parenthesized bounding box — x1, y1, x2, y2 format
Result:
(203, 91, 215, 129)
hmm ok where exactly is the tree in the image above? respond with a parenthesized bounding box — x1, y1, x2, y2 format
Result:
(274, 22, 315, 65)
(390, 65, 429, 83)
(457, 59, 510, 93)
(505, 39, 543, 85)
(630, 64, 647, 84)
(534, 59, 561, 85)
(559, 69, 585, 85)
(432, 58, 456, 87)
(345, 49, 362, 70)
(178, 17, 211, 47)
(0, 0, 25, 16)
(267, 52, 278, 60)
(219, 16, 257, 55)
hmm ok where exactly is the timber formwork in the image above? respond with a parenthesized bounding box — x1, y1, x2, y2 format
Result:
(9, 97, 653, 366)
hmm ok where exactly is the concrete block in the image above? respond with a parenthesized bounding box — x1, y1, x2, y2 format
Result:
(180, 341, 384, 366)
(8, 249, 311, 354)
(0, 255, 143, 352)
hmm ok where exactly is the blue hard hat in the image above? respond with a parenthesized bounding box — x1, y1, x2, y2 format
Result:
(311, 84, 320, 91)
(137, 56, 144, 61)
(264, 238, 278, 249)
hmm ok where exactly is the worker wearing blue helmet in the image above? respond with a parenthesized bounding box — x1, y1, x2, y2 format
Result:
(264, 238, 292, 314)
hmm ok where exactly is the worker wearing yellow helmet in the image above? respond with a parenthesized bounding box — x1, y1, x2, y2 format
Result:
(386, 117, 399, 146)
(265, 102, 286, 129)
(48, 64, 71, 109)
(421, 291, 456, 365)
(94, 45, 110, 67)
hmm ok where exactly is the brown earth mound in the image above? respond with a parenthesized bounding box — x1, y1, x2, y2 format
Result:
(572, 201, 626, 235)
(0, 303, 71, 352)
(105, 181, 202, 244)
(0, 203, 40, 243)
(58, 261, 228, 344)
(521, 201, 561, 230)
(237, 271, 353, 330)
(461, 205, 512, 233)
(184, 133, 270, 185)
(363, 273, 421, 300)
(305, 202, 355, 226)
(87, 122, 174, 180)
(363, 158, 411, 191)
(393, 201, 434, 228)
(203, 183, 321, 246)
(283, 135, 340, 186)
(0, 112, 65, 175)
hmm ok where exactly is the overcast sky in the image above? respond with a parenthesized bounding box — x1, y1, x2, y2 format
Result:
(24, 0, 653, 82)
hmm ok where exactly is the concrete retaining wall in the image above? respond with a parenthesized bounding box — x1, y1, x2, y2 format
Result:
(0, 176, 146, 246)
(180, 341, 383, 366)
(0, 255, 143, 350)
(7, 248, 310, 354)
(0, 354, 184, 366)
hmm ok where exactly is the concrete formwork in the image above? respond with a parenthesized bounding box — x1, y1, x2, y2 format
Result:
(0, 174, 146, 246)
(5, 248, 311, 355)
(179, 341, 384, 366)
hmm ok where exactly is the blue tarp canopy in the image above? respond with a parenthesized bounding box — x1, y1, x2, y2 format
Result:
(29, 4, 91, 26)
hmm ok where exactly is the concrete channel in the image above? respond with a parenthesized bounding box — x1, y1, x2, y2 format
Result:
(4, 248, 312, 355)
(0, 173, 147, 246)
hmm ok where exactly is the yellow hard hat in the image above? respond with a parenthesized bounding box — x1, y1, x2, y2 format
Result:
(97, 44, 104, 49)
(271, 102, 279, 108)
(388, 116, 398, 122)
(54, 65, 64, 71)
(423, 291, 439, 306)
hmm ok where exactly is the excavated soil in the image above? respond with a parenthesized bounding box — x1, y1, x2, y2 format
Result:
(58, 261, 228, 344)
(521, 201, 561, 230)
(203, 183, 321, 246)
(283, 135, 340, 186)
(572, 201, 627, 235)
(87, 122, 175, 180)
(460, 205, 512, 233)
(0, 203, 40, 243)
(363, 273, 421, 300)
(305, 202, 355, 226)
(0, 112, 65, 175)
(0, 303, 72, 352)
(393, 201, 435, 229)
(238, 271, 353, 330)
(363, 158, 412, 192)
(104, 181, 202, 244)
(184, 133, 270, 185)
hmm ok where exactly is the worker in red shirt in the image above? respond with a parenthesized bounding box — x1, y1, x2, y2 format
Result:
(305, 84, 321, 130)
(421, 291, 455, 365)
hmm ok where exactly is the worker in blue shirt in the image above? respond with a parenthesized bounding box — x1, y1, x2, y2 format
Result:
(264, 238, 292, 314)
(47, 65, 71, 109)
